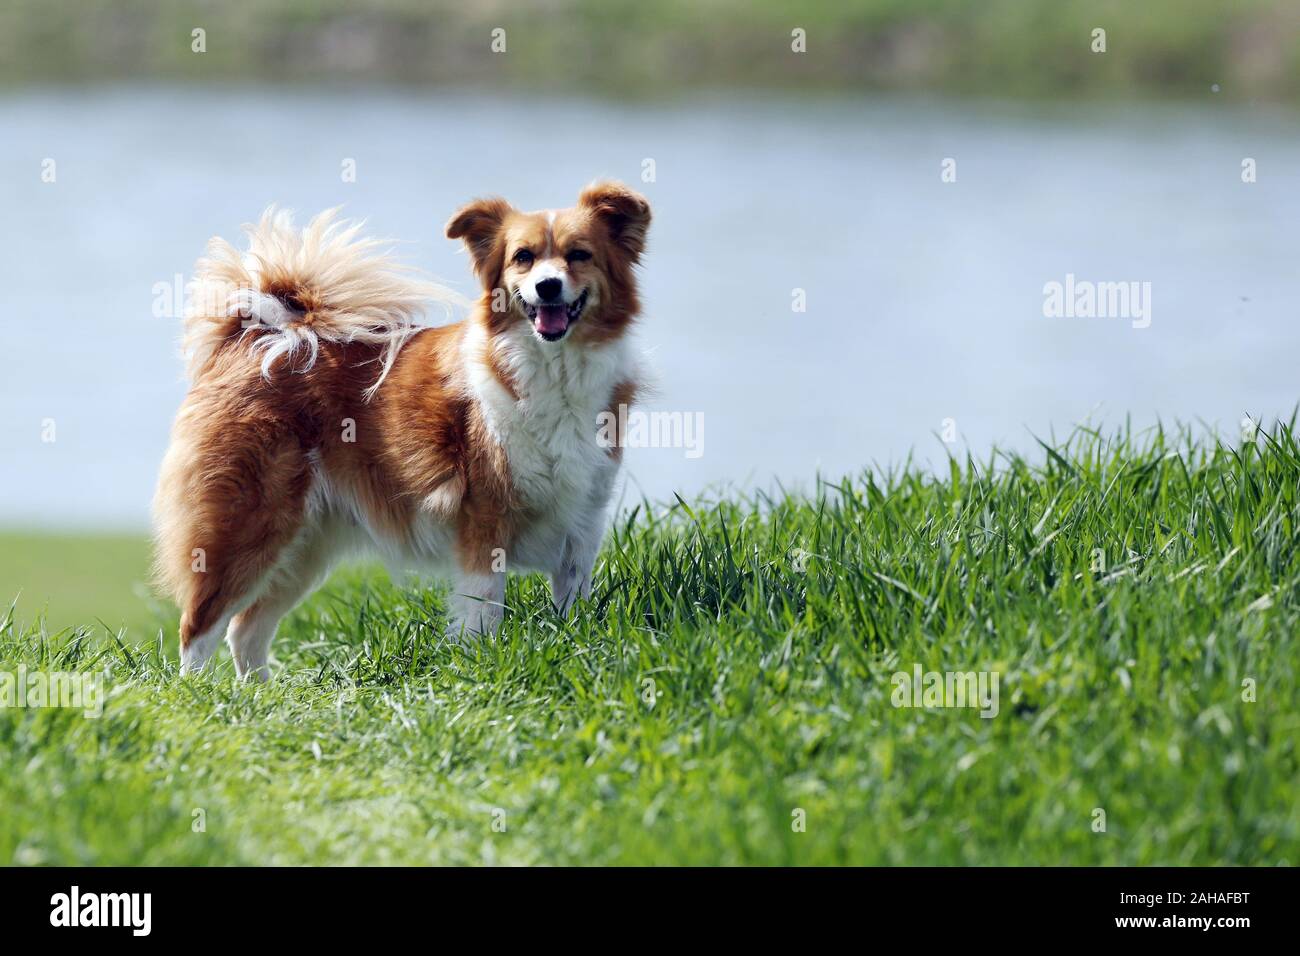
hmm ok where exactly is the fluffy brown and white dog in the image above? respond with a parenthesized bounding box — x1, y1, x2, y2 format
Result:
(153, 182, 650, 678)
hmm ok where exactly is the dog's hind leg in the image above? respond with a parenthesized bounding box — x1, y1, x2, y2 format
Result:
(158, 433, 314, 677)
(225, 524, 340, 680)
(178, 521, 308, 676)
(179, 608, 237, 674)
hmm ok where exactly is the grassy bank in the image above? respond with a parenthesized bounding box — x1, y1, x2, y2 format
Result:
(0, 531, 155, 639)
(2, 0, 1298, 101)
(2, 424, 1297, 865)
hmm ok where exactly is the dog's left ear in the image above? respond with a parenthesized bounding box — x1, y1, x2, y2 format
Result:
(446, 197, 512, 286)
(579, 181, 651, 262)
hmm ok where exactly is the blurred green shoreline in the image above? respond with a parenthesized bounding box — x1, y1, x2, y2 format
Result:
(0, 530, 157, 639)
(3, 0, 1298, 102)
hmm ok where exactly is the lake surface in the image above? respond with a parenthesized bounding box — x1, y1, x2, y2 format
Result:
(3, 87, 1299, 528)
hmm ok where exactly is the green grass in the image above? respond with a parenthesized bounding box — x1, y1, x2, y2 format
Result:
(3, 0, 1298, 101)
(2, 422, 1298, 865)
(0, 531, 155, 638)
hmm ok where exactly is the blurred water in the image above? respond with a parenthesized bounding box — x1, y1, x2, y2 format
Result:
(2, 87, 1299, 529)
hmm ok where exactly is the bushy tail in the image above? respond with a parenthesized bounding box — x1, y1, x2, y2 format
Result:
(183, 207, 464, 398)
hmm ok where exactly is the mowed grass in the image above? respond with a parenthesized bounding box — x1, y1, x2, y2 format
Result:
(0, 530, 156, 638)
(2, 424, 1298, 865)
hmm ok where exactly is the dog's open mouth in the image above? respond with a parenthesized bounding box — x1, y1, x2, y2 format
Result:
(524, 290, 588, 341)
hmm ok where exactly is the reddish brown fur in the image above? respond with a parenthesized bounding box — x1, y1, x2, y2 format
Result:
(605, 379, 639, 462)
(155, 182, 650, 661)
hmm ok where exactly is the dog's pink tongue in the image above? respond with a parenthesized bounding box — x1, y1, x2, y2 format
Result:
(535, 304, 568, 336)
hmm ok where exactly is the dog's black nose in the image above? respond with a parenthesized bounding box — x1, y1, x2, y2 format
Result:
(535, 278, 563, 302)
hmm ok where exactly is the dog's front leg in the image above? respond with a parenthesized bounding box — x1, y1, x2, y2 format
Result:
(449, 503, 510, 639)
(552, 463, 619, 616)
(447, 569, 506, 640)
(551, 528, 602, 616)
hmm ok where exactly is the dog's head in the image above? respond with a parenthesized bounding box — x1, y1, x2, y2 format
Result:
(446, 181, 650, 344)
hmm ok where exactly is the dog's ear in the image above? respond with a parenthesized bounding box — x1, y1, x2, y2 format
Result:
(445, 197, 512, 286)
(579, 181, 651, 262)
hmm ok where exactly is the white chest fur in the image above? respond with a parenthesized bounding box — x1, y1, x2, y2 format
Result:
(464, 322, 629, 569)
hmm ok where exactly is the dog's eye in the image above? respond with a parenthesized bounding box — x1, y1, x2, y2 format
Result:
(513, 249, 535, 266)
(566, 249, 592, 264)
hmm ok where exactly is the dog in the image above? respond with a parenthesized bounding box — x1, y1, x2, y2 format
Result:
(153, 182, 651, 679)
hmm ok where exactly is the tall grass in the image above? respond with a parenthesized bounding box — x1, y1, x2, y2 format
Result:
(1, 423, 1297, 864)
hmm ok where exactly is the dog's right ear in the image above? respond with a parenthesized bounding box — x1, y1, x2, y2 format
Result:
(445, 197, 512, 287)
